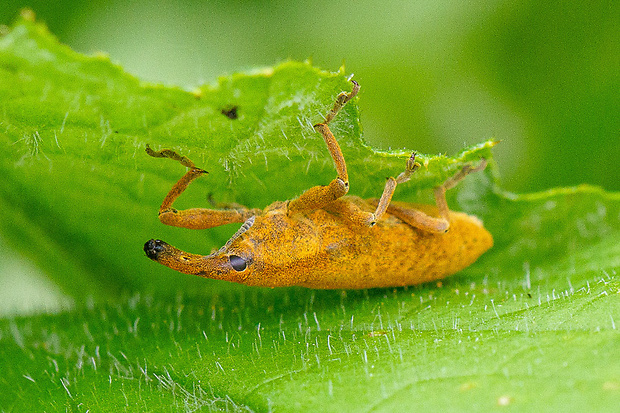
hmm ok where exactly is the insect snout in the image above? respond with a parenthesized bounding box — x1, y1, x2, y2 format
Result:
(144, 239, 168, 260)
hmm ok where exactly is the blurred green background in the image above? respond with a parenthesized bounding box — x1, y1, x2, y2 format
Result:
(2, 0, 617, 192)
(0, 1, 617, 315)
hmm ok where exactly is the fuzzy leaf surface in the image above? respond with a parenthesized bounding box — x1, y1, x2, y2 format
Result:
(1, 16, 619, 412)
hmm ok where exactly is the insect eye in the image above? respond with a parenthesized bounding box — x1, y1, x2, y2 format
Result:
(229, 255, 247, 272)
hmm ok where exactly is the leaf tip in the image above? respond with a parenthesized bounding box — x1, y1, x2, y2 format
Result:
(93, 50, 111, 61)
(19, 8, 36, 23)
(191, 88, 203, 100)
(338, 62, 347, 75)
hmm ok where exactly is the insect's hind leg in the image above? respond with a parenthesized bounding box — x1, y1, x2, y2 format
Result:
(146, 145, 259, 229)
(433, 158, 488, 222)
(287, 81, 360, 215)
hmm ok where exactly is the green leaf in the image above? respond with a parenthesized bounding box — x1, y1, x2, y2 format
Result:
(1, 14, 619, 412)
(0, 16, 492, 299)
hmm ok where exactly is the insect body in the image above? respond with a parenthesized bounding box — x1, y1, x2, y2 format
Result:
(144, 81, 493, 289)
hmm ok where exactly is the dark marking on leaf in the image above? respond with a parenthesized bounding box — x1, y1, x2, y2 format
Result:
(221, 105, 239, 119)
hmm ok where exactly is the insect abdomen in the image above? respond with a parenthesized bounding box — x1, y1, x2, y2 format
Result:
(300, 208, 492, 289)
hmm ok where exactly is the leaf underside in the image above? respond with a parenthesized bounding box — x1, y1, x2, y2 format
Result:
(1, 16, 619, 412)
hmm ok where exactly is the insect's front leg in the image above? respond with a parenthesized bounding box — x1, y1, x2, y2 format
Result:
(146, 145, 260, 229)
(287, 81, 360, 216)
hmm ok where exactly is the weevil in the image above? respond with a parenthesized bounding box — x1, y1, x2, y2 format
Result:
(144, 80, 493, 289)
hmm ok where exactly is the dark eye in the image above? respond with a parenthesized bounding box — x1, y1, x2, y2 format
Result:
(229, 255, 247, 272)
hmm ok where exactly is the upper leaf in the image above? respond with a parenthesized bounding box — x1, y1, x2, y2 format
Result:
(0, 16, 492, 298)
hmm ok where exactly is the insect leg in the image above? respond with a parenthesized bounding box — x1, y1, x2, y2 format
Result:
(322, 198, 377, 228)
(287, 81, 360, 215)
(146, 144, 197, 168)
(147, 146, 260, 229)
(371, 156, 487, 233)
(322, 79, 360, 124)
(372, 152, 420, 222)
(370, 152, 448, 232)
(434, 158, 488, 221)
(383, 203, 451, 233)
(325, 152, 427, 229)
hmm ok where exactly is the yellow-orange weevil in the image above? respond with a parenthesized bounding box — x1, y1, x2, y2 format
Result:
(144, 81, 493, 289)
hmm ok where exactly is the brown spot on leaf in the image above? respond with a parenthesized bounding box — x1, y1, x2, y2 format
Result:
(221, 105, 238, 119)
